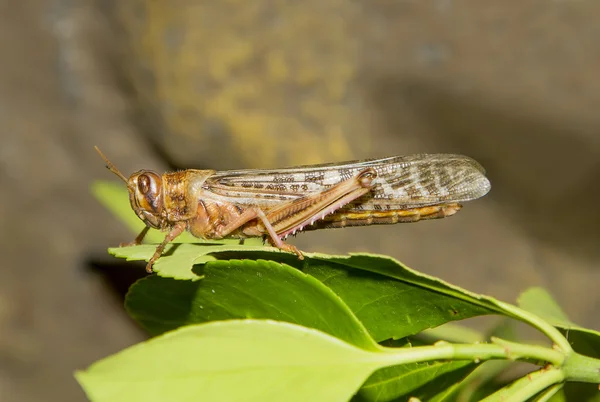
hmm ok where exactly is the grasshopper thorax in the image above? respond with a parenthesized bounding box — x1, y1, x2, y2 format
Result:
(127, 170, 165, 229)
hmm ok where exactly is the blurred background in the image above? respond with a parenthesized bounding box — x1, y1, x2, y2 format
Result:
(1, 0, 600, 400)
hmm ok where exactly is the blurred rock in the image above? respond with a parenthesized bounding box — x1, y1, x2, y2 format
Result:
(1, 0, 599, 400)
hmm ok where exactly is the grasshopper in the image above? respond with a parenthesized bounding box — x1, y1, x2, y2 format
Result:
(95, 147, 490, 272)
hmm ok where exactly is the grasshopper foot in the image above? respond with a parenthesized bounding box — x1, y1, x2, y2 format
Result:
(119, 240, 140, 247)
(145, 260, 156, 273)
(278, 242, 305, 260)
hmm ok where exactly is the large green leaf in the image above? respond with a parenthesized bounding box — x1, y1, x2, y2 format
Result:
(125, 258, 484, 401)
(354, 360, 474, 402)
(312, 254, 505, 312)
(126, 259, 379, 350)
(297, 255, 498, 342)
(75, 320, 392, 402)
(209, 251, 510, 341)
(121, 245, 510, 341)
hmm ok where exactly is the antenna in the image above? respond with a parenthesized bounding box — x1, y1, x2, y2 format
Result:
(94, 146, 129, 184)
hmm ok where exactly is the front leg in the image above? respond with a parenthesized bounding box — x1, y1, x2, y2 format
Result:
(146, 222, 186, 273)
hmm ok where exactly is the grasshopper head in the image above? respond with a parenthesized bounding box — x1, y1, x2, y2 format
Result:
(95, 146, 165, 229)
(127, 170, 164, 229)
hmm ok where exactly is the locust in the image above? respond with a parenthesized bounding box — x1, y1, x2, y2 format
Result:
(95, 147, 491, 272)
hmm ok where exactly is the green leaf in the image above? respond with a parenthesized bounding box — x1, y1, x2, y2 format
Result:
(539, 385, 565, 402)
(419, 322, 486, 344)
(298, 255, 500, 342)
(109, 244, 285, 280)
(190, 250, 515, 341)
(518, 287, 600, 357)
(75, 320, 391, 402)
(355, 360, 474, 402)
(447, 360, 513, 401)
(314, 254, 506, 311)
(126, 259, 380, 350)
(517, 287, 575, 327)
(118, 245, 518, 342)
(126, 258, 485, 400)
(115, 243, 573, 350)
(109, 244, 289, 279)
(428, 380, 471, 402)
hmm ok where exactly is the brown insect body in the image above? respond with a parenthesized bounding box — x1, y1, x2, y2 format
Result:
(96, 147, 490, 272)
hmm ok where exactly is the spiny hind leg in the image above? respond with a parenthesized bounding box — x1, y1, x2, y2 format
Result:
(267, 168, 377, 239)
(253, 208, 304, 259)
(212, 207, 304, 259)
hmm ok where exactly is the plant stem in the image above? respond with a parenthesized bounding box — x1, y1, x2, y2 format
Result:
(377, 338, 564, 367)
(480, 367, 565, 402)
(490, 337, 564, 366)
(533, 384, 564, 402)
(494, 300, 572, 353)
(562, 351, 600, 383)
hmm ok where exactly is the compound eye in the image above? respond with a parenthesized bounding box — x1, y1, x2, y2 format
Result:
(138, 174, 151, 194)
